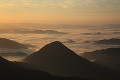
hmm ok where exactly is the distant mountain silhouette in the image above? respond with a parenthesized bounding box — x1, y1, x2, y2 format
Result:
(63, 39, 76, 43)
(113, 32, 120, 34)
(101, 24, 120, 28)
(0, 52, 27, 56)
(0, 29, 67, 34)
(0, 38, 35, 49)
(24, 41, 119, 80)
(81, 32, 102, 35)
(94, 38, 120, 45)
(81, 48, 120, 71)
(17, 30, 67, 34)
(0, 56, 86, 80)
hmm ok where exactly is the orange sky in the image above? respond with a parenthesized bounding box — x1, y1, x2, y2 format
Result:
(0, 0, 120, 25)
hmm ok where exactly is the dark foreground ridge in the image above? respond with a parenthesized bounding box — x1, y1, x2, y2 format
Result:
(24, 41, 120, 80)
(0, 56, 87, 80)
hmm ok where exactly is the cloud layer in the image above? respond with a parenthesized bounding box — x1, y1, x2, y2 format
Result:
(0, 0, 120, 14)
(0, 0, 120, 24)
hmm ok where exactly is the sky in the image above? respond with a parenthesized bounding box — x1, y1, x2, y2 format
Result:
(0, 0, 120, 25)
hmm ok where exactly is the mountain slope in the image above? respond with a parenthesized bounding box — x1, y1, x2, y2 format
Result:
(24, 41, 119, 80)
(81, 48, 120, 71)
(0, 38, 35, 49)
(0, 56, 86, 80)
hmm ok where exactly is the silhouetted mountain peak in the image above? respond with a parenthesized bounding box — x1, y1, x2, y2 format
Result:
(24, 41, 120, 80)
(42, 41, 65, 49)
(24, 41, 89, 61)
(49, 41, 63, 46)
(24, 41, 90, 64)
(36, 41, 77, 56)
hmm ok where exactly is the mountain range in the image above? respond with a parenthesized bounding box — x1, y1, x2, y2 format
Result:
(24, 41, 120, 80)
(0, 38, 35, 49)
(0, 56, 85, 80)
(81, 48, 120, 71)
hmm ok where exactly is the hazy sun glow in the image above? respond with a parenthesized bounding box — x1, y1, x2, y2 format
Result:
(0, 0, 120, 25)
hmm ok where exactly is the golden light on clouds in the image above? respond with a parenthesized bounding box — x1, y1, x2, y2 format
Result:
(0, 0, 120, 24)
